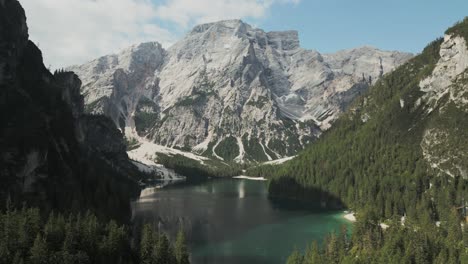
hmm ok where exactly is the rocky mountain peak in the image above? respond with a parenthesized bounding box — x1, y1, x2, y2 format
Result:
(127, 42, 165, 70)
(189, 19, 248, 35)
(69, 20, 413, 162)
(186, 20, 300, 51)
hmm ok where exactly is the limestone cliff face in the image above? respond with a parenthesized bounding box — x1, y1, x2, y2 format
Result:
(0, 0, 140, 222)
(70, 20, 412, 162)
(419, 33, 468, 179)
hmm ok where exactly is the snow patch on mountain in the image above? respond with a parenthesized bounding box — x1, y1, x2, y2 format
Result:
(126, 129, 204, 181)
(128, 139, 208, 165)
(263, 155, 296, 165)
(234, 136, 246, 163)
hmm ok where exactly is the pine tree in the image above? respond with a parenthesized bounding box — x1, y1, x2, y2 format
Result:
(286, 248, 303, 264)
(325, 232, 340, 264)
(61, 216, 79, 264)
(62, 217, 76, 255)
(29, 234, 48, 264)
(44, 212, 66, 252)
(174, 228, 190, 264)
(339, 225, 349, 252)
(303, 241, 322, 264)
(100, 220, 126, 260)
(80, 211, 99, 257)
(154, 234, 171, 264)
(447, 211, 462, 246)
(140, 224, 155, 264)
(168, 244, 178, 264)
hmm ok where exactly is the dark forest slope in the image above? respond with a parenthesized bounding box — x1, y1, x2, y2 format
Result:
(250, 19, 468, 263)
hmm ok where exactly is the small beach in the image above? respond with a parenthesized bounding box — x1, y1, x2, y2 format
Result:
(343, 211, 356, 222)
(233, 175, 267, 181)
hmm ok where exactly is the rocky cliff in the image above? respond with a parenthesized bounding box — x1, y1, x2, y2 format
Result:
(419, 32, 468, 179)
(70, 20, 412, 162)
(0, 0, 141, 222)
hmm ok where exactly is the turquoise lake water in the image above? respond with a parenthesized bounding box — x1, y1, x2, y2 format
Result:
(132, 178, 350, 264)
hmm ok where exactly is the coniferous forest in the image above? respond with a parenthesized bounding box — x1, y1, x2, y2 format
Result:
(0, 205, 190, 264)
(249, 19, 468, 264)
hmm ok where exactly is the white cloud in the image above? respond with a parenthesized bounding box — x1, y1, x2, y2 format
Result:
(155, 0, 301, 27)
(19, 0, 300, 68)
(21, 0, 175, 68)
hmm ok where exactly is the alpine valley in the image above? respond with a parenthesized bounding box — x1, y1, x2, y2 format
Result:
(0, 0, 467, 264)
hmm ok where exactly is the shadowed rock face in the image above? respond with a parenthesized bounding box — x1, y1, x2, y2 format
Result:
(70, 19, 413, 162)
(0, 0, 28, 86)
(0, 0, 141, 222)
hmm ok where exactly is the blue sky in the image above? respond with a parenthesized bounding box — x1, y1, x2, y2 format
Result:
(252, 0, 468, 54)
(21, 0, 468, 67)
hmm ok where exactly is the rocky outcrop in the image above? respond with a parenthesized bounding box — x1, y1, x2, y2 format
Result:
(71, 42, 165, 130)
(70, 19, 413, 162)
(420, 34, 468, 111)
(419, 33, 468, 179)
(0, 0, 141, 222)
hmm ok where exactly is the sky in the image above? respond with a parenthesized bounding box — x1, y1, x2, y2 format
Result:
(19, 0, 468, 69)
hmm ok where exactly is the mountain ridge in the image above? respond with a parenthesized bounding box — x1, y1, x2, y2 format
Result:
(69, 19, 412, 162)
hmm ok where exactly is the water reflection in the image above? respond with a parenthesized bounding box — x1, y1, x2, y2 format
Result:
(238, 180, 245, 199)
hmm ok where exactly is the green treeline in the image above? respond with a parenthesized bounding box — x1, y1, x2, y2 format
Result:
(156, 153, 242, 180)
(286, 210, 468, 264)
(0, 205, 189, 264)
(248, 19, 468, 264)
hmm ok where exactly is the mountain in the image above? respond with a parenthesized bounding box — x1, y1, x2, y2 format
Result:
(69, 20, 412, 162)
(249, 18, 468, 263)
(0, 0, 142, 222)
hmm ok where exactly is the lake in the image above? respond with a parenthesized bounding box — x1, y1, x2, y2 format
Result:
(132, 178, 350, 264)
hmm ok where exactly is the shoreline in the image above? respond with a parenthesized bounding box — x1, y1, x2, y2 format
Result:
(343, 211, 356, 222)
(233, 175, 267, 181)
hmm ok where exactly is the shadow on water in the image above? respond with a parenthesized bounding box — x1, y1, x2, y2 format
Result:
(268, 176, 346, 210)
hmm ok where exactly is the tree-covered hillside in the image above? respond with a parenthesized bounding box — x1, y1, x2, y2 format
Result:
(249, 19, 468, 264)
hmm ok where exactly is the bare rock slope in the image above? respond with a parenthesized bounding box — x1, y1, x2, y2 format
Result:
(69, 20, 412, 162)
